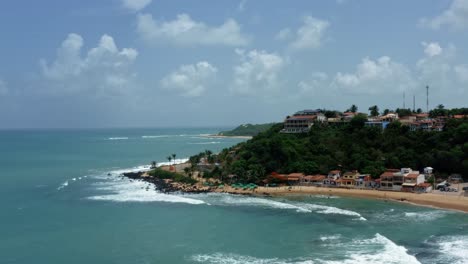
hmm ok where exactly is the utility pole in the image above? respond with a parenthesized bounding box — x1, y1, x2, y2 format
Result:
(413, 95, 415, 112)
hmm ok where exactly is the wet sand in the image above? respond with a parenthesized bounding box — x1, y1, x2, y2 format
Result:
(214, 185, 468, 213)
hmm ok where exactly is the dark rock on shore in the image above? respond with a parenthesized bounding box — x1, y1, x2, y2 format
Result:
(120, 171, 210, 194)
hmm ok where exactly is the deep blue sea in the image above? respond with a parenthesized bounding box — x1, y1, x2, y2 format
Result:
(1, 128, 467, 264)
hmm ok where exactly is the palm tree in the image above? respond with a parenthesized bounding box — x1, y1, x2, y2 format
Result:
(172, 153, 177, 172)
(368, 105, 379, 117)
(150, 161, 157, 169)
(167, 156, 172, 166)
(347, 104, 358, 113)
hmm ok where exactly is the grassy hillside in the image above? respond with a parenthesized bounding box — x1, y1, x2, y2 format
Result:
(218, 123, 276, 136)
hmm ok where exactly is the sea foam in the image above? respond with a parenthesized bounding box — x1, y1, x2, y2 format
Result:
(86, 160, 204, 205)
(192, 253, 315, 264)
(191, 234, 420, 264)
(432, 235, 468, 264)
(319, 233, 420, 264)
(107, 137, 128, 140)
(298, 203, 367, 220)
(87, 180, 205, 204)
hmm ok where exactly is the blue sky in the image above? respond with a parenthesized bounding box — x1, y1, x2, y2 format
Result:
(1, 0, 468, 128)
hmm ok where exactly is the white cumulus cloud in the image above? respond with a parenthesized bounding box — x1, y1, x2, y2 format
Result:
(333, 56, 415, 94)
(422, 42, 442, 57)
(0, 78, 8, 96)
(122, 0, 152, 12)
(281, 16, 329, 50)
(137, 13, 250, 46)
(231, 49, 287, 95)
(40, 33, 138, 95)
(160, 61, 218, 97)
(420, 0, 468, 30)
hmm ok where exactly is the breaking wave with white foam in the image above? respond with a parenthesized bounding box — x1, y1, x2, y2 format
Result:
(141, 135, 171, 139)
(107, 137, 128, 140)
(194, 194, 365, 220)
(404, 211, 448, 221)
(87, 179, 205, 204)
(192, 233, 420, 264)
(188, 141, 222, 145)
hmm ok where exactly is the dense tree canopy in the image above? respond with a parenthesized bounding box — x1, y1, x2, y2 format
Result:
(196, 116, 468, 183)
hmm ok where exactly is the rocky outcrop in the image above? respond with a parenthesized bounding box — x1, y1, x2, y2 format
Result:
(121, 171, 211, 194)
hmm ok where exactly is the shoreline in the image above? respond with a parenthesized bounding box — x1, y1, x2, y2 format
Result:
(213, 185, 468, 213)
(122, 163, 468, 213)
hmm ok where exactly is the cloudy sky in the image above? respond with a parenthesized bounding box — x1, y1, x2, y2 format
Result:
(1, 0, 468, 128)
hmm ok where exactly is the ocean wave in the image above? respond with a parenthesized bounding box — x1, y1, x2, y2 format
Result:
(321, 233, 420, 264)
(188, 141, 221, 145)
(404, 211, 448, 221)
(193, 194, 364, 219)
(57, 181, 68, 190)
(191, 253, 314, 264)
(87, 177, 205, 205)
(107, 137, 128, 140)
(320, 234, 342, 241)
(298, 203, 366, 220)
(191, 234, 420, 264)
(57, 175, 88, 190)
(425, 235, 468, 264)
(84, 161, 203, 205)
(141, 135, 171, 139)
(217, 196, 312, 213)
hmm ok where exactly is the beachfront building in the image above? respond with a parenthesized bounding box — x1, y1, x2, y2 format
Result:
(423, 167, 434, 180)
(341, 171, 360, 186)
(415, 183, 433, 193)
(379, 169, 400, 191)
(287, 173, 304, 185)
(323, 170, 342, 186)
(355, 174, 373, 188)
(401, 172, 425, 192)
(302, 175, 326, 186)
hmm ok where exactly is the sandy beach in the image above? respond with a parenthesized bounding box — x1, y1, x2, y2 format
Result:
(157, 162, 468, 213)
(214, 185, 468, 213)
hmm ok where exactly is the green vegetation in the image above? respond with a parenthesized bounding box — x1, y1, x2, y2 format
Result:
(148, 168, 197, 184)
(218, 123, 276, 136)
(194, 115, 468, 184)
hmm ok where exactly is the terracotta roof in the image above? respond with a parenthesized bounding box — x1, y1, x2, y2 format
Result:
(380, 171, 394, 178)
(311, 175, 326, 181)
(453, 115, 468, 119)
(329, 170, 341, 174)
(288, 173, 305, 178)
(405, 173, 420, 179)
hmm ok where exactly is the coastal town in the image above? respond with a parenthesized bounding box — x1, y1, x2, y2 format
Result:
(281, 107, 468, 133)
(122, 105, 468, 212)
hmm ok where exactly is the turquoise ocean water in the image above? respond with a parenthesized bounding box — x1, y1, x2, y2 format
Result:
(1, 128, 467, 264)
